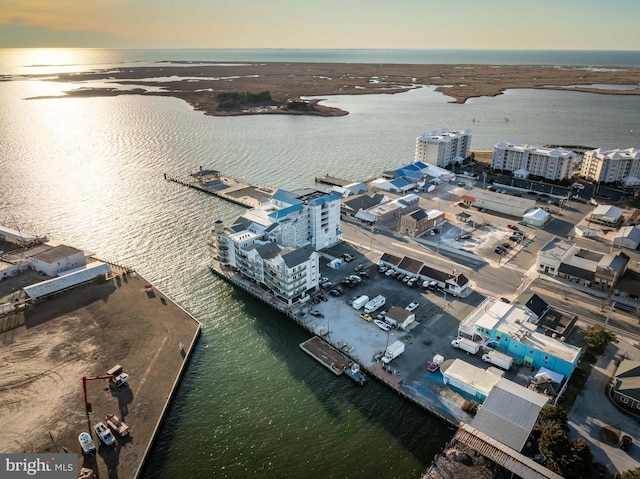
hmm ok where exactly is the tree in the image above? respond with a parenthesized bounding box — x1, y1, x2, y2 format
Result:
(579, 324, 617, 354)
(566, 438, 593, 479)
(538, 423, 571, 475)
(620, 468, 640, 479)
(538, 405, 568, 432)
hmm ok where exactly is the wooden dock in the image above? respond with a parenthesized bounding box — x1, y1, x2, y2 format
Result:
(315, 175, 352, 187)
(299, 336, 352, 376)
(164, 169, 275, 208)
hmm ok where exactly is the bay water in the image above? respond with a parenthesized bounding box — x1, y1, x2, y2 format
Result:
(0, 49, 639, 478)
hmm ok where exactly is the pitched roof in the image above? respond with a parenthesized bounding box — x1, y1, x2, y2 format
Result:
(470, 378, 548, 452)
(524, 294, 549, 319)
(380, 253, 402, 266)
(281, 244, 315, 268)
(398, 256, 424, 274)
(386, 306, 414, 321)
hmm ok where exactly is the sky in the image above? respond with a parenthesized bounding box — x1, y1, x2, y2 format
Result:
(1, 0, 639, 50)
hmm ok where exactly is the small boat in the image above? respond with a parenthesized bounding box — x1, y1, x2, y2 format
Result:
(374, 319, 391, 331)
(344, 363, 368, 385)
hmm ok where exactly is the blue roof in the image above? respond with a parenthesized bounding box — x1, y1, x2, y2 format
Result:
(413, 161, 428, 169)
(308, 192, 340, 206)
(390, 177, 413, 188)
(398, 163, 420, 171)
(268, 203, 304, 219)
(272, 189, 302, 205)
(400, 170, 424, 180)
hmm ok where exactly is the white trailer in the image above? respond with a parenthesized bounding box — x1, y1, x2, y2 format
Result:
(364, 295, 385, 314)
(381, 340, 405, 364)
(482, 350, 513, 370)
(352, 295, 369, 310)
(450, 337, 480, 355)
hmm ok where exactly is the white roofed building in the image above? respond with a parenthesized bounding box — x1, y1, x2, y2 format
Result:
(415, 128, 472, 168)
(28, 244, 87, 277)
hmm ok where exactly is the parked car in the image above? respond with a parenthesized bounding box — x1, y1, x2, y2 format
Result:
(360, 313, 373, 322)
(507, 224, 519, 230)
(354, 264, 365, 272)
(376, 310, 388, 320)
(329, 289, 340, 296)
(500, 297, 512, 304)
(379, 266, 388, 273)
(517, 221, 528, 226)
(396, 274, 405, 281)
(509, 236, 522, 242)
(495, 247, 505, 254)
(405, 302, 419, 312)
(501, 243, 511, 249)
(93, 421, 116, 447)
(78, 432, 96, 456)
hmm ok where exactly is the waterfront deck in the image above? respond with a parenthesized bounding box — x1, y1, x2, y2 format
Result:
(315, 175, 351, 187)
(164, 169, 275, 208)
(300, 336, 352, 376)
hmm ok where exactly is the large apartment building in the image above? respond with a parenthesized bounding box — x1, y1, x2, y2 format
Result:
(580, 147, 640, 185)
(211, 187, 341, 305)
(415, 128, 472, 168)
(491, 142, 577, 180)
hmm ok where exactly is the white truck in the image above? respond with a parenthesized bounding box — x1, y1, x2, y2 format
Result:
(450, 337, 480, 355)
(381, 340, 405, 364)
(482, 350, 514, 370)
(351, 295, 369, 310)
(364, 295, 386, 314)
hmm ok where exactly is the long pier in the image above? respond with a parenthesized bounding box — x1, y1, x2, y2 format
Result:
(164, 169, 275, 208)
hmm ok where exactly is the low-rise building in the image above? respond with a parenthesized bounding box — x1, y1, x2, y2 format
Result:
(611, 360, 640, 414)
(521, 208, 550, 227)
(385, 306, 416, 330)
(460, 188, 536, 218)
(470, 378, 549, 452)
(537, 237, 576, 275)
(399, 208, 444, 236)
(28, 244, 87, 277)
(440, 359, 501, 401)
(458, 299, 582, 378)
(590, 204, 625, 227)
(613, 225, 640, 250)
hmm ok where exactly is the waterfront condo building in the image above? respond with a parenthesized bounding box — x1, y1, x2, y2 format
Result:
(580, 147, 640, 185)
(491, 142, 577, 180)
(415, 128, 472, 168)
(211, 187, 342, 305)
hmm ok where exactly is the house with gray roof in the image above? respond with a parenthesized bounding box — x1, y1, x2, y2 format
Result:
(611, 360, 640, 414)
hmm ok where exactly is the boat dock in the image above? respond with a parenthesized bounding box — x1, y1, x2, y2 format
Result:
(299, 336, 352, 376)
(315, 175, 352, 187)
(164, 169, 275, 208)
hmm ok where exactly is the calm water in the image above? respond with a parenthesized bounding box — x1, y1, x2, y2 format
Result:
(0, 49, 639, 478)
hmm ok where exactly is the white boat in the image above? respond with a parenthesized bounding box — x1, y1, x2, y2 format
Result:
(374, 319, 391, 331)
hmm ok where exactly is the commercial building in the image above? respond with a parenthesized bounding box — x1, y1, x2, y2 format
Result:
(589, 204, 625, 227)
(537, 238, 576, 275)
(470, 379, 548, 452)
(458, 299, 582, 378)
(399, 208, 445, 236)
(460, 188, 536, 218)
(378, 253, 471, 297)
(521, 208, 550, 227)
(580, 147, 640, 185)
(415, 128, 472, 168)
(28, 244, 87, 277)
(613, 225, 640, 250)
(491, 142, 577, 180)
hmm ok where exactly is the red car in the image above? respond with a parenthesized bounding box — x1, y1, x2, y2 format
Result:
(507, 224, 519, 230)
(428, 362, 440, 372)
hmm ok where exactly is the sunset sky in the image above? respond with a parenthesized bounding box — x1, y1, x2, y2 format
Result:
(1, 0, 639, 50)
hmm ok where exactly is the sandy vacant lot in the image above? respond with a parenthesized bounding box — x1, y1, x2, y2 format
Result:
(0, 273, 200, 478)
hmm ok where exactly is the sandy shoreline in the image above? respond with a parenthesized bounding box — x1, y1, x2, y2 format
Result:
(13, 61, 640, 116)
